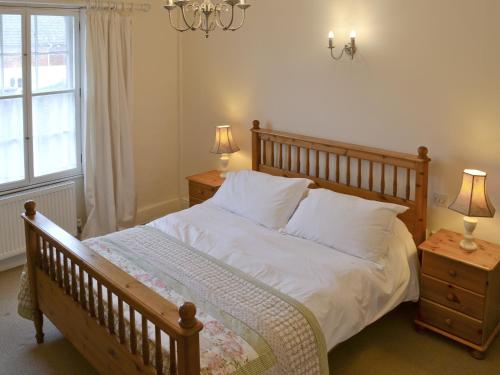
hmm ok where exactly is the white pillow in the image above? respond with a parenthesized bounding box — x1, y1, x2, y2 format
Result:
(284, 188, 409, 262)
(211, 170, 312, 229)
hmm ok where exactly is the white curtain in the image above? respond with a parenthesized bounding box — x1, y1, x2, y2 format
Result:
(82, 10, 136, 238)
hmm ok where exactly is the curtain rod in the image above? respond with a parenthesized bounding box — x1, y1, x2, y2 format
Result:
(86, 1, 151, 12)
(0, 1, 151, 12)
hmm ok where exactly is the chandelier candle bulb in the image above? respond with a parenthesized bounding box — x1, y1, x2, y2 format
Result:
(350, 30, 357, 39)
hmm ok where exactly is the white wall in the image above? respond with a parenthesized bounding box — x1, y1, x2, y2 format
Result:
(130, 1, 181, 223)
(180, 0, 500, 242)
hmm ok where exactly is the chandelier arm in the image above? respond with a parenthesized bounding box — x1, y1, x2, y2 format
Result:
(224, 4, 236, 30)
(200, 13, 208, 32)
(193, 13, 203, 29)
(180, 4, 201, 30)
(196, 14, 204, 29)
(215, 6, 233, 30)
(227, 8, 246, 31)
(215, 10, 224, 28)
(168, 9, 191, 32)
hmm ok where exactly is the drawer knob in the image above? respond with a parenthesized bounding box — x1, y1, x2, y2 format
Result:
(447, 293, 457, 302)
(445, 318, 453, 326)
(448, 270, 457, 277)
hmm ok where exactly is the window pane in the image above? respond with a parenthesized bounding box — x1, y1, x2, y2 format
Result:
(0, 97, 24, 184)
(32, 92, 76, 177)
(31, 15, 74, 93)
(1, 14, 23, 97)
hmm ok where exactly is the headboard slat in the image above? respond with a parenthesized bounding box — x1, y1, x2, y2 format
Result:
(251, 120, 430, 245)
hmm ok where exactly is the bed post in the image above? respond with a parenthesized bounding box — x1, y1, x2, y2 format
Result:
(251, 120, 261, 171)
(24, 200, 44, 344)
(177, 302, 202, 374)
(415, 147, 430, 245)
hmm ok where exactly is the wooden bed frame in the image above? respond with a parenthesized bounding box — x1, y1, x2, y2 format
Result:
(21, 121, 430, 375)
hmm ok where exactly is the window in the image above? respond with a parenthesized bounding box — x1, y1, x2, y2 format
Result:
(0, 7, 81, 193)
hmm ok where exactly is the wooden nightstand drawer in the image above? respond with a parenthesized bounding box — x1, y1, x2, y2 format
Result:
(420, 299, 484, 345)
(189, 182, 217, 201)
(422, 252, 488, 294)
(421, 274, 485, 320)
(186, 171, 224, 207)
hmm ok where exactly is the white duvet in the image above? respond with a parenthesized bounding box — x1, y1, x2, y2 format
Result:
(149, 200, 419, 350)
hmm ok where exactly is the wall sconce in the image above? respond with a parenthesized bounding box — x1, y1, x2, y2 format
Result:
(328, 30, 357, 60)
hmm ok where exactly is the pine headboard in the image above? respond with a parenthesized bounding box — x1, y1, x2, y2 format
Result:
(250, 120, 431, 245)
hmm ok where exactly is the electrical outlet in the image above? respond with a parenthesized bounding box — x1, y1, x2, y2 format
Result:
(433, 193, 448, 207)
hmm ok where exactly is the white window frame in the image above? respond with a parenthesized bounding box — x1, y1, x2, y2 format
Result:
(0, 5, 82, 194)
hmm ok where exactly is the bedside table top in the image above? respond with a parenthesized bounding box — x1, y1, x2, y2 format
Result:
(186, 170, 224, 188)
(420, 229, 500, 271)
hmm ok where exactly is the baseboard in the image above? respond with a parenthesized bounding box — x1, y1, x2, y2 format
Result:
(180, 197, 189, 209)
(135, 198, 184, 225)
(0, 253, 26, 272)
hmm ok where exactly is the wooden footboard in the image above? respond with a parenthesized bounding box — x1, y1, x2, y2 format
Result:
(22, 201, 203, 375)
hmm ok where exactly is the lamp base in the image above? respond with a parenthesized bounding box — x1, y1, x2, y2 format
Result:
(460, 216, 478, 252)
(460, 239, 478, 252)
(219, 154, 230, 178)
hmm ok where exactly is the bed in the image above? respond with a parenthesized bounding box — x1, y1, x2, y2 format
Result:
(19, 121, 430, 375)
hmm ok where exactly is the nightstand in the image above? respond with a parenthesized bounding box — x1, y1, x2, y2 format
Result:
(415, 229, 500, 359)
(186, 170, 224, 207)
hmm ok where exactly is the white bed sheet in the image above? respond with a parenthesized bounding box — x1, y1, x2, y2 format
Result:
(148, 200, 419, 350)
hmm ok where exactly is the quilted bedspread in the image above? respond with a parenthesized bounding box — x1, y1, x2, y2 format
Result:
(18, 226, 329, 375)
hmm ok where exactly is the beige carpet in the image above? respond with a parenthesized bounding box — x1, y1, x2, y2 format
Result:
(1, 266, 498, 375)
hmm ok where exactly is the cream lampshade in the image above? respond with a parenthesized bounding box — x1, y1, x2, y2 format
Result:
(210, 125, 240, 177)
(449, 169, 496, 252)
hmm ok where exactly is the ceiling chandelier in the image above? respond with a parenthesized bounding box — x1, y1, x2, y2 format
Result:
(163, 0, 251, 38)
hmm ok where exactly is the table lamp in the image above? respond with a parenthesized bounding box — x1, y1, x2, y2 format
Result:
(449, 169, 496, 252)
(210, 125, 240, 177)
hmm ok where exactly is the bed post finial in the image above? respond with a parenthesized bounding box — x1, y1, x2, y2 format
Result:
(179, 302, 198, 329)
(251, 120, 261, 171)
(418, 146, 429, 161)
(25, 200, 36, 216)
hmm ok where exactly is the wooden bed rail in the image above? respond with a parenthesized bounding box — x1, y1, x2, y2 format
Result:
(22, 201, 203, 375)
(251, 120, 430, 245)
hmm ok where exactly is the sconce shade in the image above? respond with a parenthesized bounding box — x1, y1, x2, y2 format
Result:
(210, 125, 240, 155)
(449, 169, 496, 218)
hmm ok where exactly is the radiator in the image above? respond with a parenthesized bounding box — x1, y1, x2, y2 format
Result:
(0, 182, 77, 261)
